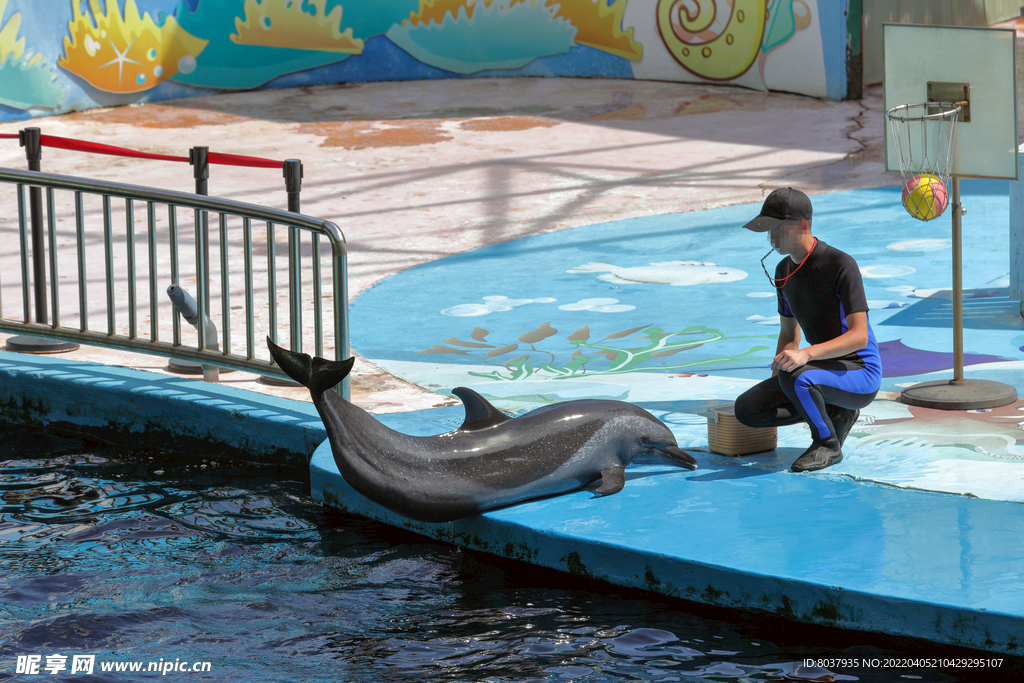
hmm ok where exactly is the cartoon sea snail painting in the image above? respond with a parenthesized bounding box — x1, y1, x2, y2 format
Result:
(267, 339, 698, 523)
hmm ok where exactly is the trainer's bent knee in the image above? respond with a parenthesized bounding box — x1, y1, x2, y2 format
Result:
(733, 392, 757, 427)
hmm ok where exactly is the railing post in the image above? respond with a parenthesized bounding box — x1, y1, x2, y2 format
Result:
(182, 146, 217, 381)
(21, 128, 46, 324)
(284, 159, 301, 352)
(259, 159, 304, 387)
(5, 128, 78, 354)
(189, 146, 211, 313)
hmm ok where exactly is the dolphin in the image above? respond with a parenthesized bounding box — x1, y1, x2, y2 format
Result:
(267, 339, 698, 523)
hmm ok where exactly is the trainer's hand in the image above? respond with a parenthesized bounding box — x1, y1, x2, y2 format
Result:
(773, 348, 810, 372)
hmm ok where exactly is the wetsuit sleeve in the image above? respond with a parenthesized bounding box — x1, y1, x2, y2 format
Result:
(836, 253, 869, 315)
(777, 290, 792, 317)
(776, 261, 793, 317)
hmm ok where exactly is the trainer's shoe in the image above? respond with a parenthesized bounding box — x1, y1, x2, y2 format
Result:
(830, 408, 859, 448)
(791, 440, 843, 473)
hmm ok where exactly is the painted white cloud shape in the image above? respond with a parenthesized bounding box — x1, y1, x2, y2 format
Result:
(568, 261, 747, 286)
(557, 298, 635, 313)
(887, 239, 950, 252)
(746, 314, 780, 326)
(860, 265, 916, 279)
(442, 295, 556, 317)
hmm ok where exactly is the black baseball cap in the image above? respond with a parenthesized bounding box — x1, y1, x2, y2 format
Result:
(743, 187, 812, 232)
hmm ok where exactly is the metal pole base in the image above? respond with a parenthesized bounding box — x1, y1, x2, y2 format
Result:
(258, 374, 300, 387)
(166, 358, 236, 375)
(900, 379, 1017, 410)
(5, 336, 80, 354)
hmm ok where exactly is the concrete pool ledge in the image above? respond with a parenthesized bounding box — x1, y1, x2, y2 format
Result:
(310, 418, 1024, 656)
(0, 350, 326, 469)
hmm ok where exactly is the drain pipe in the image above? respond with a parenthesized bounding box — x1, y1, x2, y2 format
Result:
(167, 284, 219, 382)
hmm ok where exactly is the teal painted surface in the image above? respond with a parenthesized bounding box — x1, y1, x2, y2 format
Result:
(311, 414, 1024, 653)
(763, 0, 797, 53)
(384, 1, 578, 75)
(0, 0, 847, 122)
(0, 351, 324, 468)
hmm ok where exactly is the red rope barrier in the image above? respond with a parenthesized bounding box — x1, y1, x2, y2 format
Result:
(207, 152, 284, 169)
(26, 134, 285, 169)
(3, 131, 287, 169)
(41, 134, 188, 163)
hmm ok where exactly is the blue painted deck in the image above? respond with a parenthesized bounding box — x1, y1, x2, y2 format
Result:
(312, 181, 1024, 654)
(311, 424, 1024, 654)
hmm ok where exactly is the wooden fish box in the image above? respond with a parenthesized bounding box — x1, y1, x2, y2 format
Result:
(706, 403, 777, 456)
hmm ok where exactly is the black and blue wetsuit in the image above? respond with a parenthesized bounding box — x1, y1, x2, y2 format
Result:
(734, 240, 881, 443)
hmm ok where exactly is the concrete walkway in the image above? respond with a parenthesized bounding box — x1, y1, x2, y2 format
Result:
(0, 77, 893, 412)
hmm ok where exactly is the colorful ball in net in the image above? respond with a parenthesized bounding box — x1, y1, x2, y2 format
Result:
(902, 174, 949, 221)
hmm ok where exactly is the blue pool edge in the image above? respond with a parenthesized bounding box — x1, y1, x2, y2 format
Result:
(0, 350, 326, 469)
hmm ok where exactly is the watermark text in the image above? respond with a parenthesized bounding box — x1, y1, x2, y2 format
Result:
(17, 654, 212, 676)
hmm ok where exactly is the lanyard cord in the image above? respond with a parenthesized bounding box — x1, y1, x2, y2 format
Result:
(763, 237, 818, 290)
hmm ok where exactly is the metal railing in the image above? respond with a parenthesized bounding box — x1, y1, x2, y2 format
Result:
(0, 167, 350, 397)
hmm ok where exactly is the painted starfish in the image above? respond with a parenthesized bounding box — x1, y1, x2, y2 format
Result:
(98, 37, 141, 85)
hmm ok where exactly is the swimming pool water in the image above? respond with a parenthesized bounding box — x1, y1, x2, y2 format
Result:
(0, 423, 1017, 682)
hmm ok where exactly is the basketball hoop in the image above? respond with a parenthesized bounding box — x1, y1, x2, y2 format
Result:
(885, 101, 961, 221)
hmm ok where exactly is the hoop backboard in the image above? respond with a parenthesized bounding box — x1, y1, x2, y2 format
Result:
(883, 23, 1018, 180)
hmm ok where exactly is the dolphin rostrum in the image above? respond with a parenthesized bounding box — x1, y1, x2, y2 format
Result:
(268, 338, 697, 523)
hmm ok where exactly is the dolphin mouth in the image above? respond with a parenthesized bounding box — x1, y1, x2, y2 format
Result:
(647, 442, 698, 470)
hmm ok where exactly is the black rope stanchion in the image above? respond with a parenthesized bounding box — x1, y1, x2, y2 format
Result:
(6, 128, 79, 354)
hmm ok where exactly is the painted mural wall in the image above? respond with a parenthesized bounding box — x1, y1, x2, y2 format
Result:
(0, 0, 853, 123)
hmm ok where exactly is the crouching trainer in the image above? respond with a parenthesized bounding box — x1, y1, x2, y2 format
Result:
(734, 188, 881, 472)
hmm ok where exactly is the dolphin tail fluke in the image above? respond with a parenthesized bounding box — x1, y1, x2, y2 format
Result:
(266, 337, 354, 396)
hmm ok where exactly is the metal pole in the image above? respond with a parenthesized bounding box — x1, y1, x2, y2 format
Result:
(951, 177, 964, 384)
(6, 128, 78, 353)
(900, 175, 1016, 409)
(184, 146, 217, 381)
(189, 146, 211, 312)
(284, 159, 302, 214)
(20, 128, 46, 324)
(284, 159, 302, 353)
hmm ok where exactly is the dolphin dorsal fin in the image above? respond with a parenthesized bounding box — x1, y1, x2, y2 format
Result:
(452, 387, 511, 431)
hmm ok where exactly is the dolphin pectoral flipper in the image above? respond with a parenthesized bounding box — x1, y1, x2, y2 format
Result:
(595, 465, 625, 495)
(451, 387, 511, 431)
(266, 337, 354, 397)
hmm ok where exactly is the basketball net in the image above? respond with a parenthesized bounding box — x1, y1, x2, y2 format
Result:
(885, 102, 960, 221)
